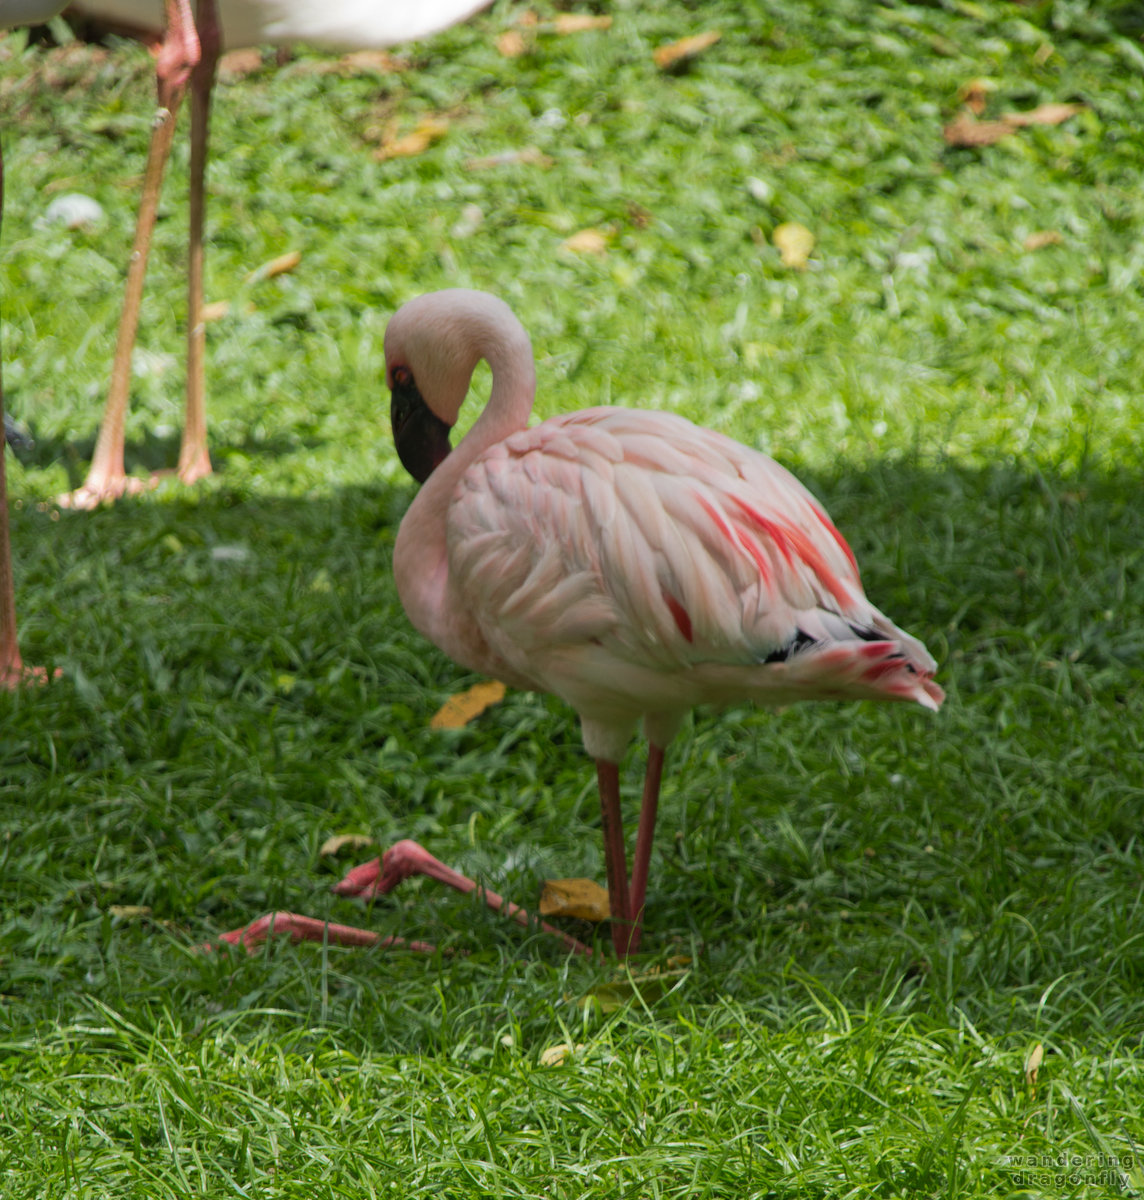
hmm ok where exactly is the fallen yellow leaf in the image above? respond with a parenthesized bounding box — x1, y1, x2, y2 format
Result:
(1025, 1042, 1044, 1089)
(430, 680, 507, 729)
(319, 833, 376, 857)
(772, 221, 815, 269)
(497, 29, 528, 57)
(539, 1042, 584, 1066)
(553, 14, 613, 34)
(464, 146, 554, 172)
(338, 49, 405, 74)
(1002, 101, 1084, 127)
(539, 878, 611, 922)
(653, 30, 721, 70)
(200, 299, 231, 323)
(247, 250, 302, 283)
(561, 228, 609, 256)
(942, 112, 1014, 147)
(218, 48, 264, 79)
(375, 119, 450, 162)
(1023, 230, 1063, 251)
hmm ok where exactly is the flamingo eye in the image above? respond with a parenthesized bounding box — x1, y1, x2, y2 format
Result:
(391, 365, 413, 388)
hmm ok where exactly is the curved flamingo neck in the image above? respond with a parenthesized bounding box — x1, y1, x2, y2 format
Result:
(392, 299, 537, 677)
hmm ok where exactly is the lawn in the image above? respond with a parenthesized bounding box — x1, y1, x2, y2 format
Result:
(2, 0, 1144, 1195)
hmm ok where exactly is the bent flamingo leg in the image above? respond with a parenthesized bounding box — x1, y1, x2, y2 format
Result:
(211, 911, 437, 954)
(333, 839, 593, 957)
(59, 0, 201, 509)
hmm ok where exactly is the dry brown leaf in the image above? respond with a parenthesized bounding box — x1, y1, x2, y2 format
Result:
(247, 250, 302, 283)
(1023, 230, 1063, 251)
(957, 77, 996, 115)
(375, 119, 450, 162)
(219, 48, 264, 79)
(653, 30, 722, 70)
(200, 299, 231, 323)
(653, 30, 722, 69)
(945, 101, 1083, 147)
(553, 14, 613, 34)
(539, 878, 611, 922)
(338, 49, 404, 74)
(464, 146, 554, 171)
(1002, 101, 1084, 127)
(319, 833, 376, 857)
(1025, 1042, 1044, 1089)
(942, 112, 1015, 147)
(497, 29, 528, 57)
(429, 680, 507, 729)
(109, 905, 152, 919)
(561, 228, 609, 256)
(772, 221, 815, 269)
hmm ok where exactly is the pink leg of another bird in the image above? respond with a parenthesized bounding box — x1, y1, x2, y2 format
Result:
(58, 0, 201, 510)
(333, 839, 593, 957)
(597, 760, 635, 957)
(209, 911, 437, 954)
(178, 0, 219, 487)
(625, 742, 665, 957)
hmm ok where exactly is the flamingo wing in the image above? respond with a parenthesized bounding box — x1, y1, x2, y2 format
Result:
(446, 407, 941, 713)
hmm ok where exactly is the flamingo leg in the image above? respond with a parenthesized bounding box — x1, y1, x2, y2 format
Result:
(59, 0, 201, 510)
(625, 742, 665, 957)
(210, 911, 438, 954)
(214, 840, 594, 957)
(332, 839, 593, 956)
(597, 759, 636, 957)
(179, 0, 219, 486)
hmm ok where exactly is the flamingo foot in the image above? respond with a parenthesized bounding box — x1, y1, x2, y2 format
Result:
(333, 839, 595, 957)
(205, 911, 437, 954)
(56, 472, 156, 511)
(177, 452, 213, 488)
(0, 661, 60, 689)
(331, 838, 435, 897)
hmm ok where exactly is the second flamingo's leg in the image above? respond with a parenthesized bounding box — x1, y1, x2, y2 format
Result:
(59, 0, 201, 510)
(179, 0, 220, 486)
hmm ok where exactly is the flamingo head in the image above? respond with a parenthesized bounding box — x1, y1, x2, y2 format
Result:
(387, 361, 453, 483)
(385, 289, 535, 483)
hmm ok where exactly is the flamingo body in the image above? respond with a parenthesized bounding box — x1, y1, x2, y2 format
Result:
(68, 0, 488, 50)
(374, 289, 944, 956)
(386, 290, 943, 766)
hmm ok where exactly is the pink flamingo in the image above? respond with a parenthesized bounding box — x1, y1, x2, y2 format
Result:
(221, 289, 944, 958)
(21, 0, 490, 508)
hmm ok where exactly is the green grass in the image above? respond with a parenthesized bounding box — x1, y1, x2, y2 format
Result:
(3, 0, 1144, 1195)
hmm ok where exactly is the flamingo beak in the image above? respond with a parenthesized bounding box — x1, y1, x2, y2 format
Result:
(389, 368, 452, 483)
